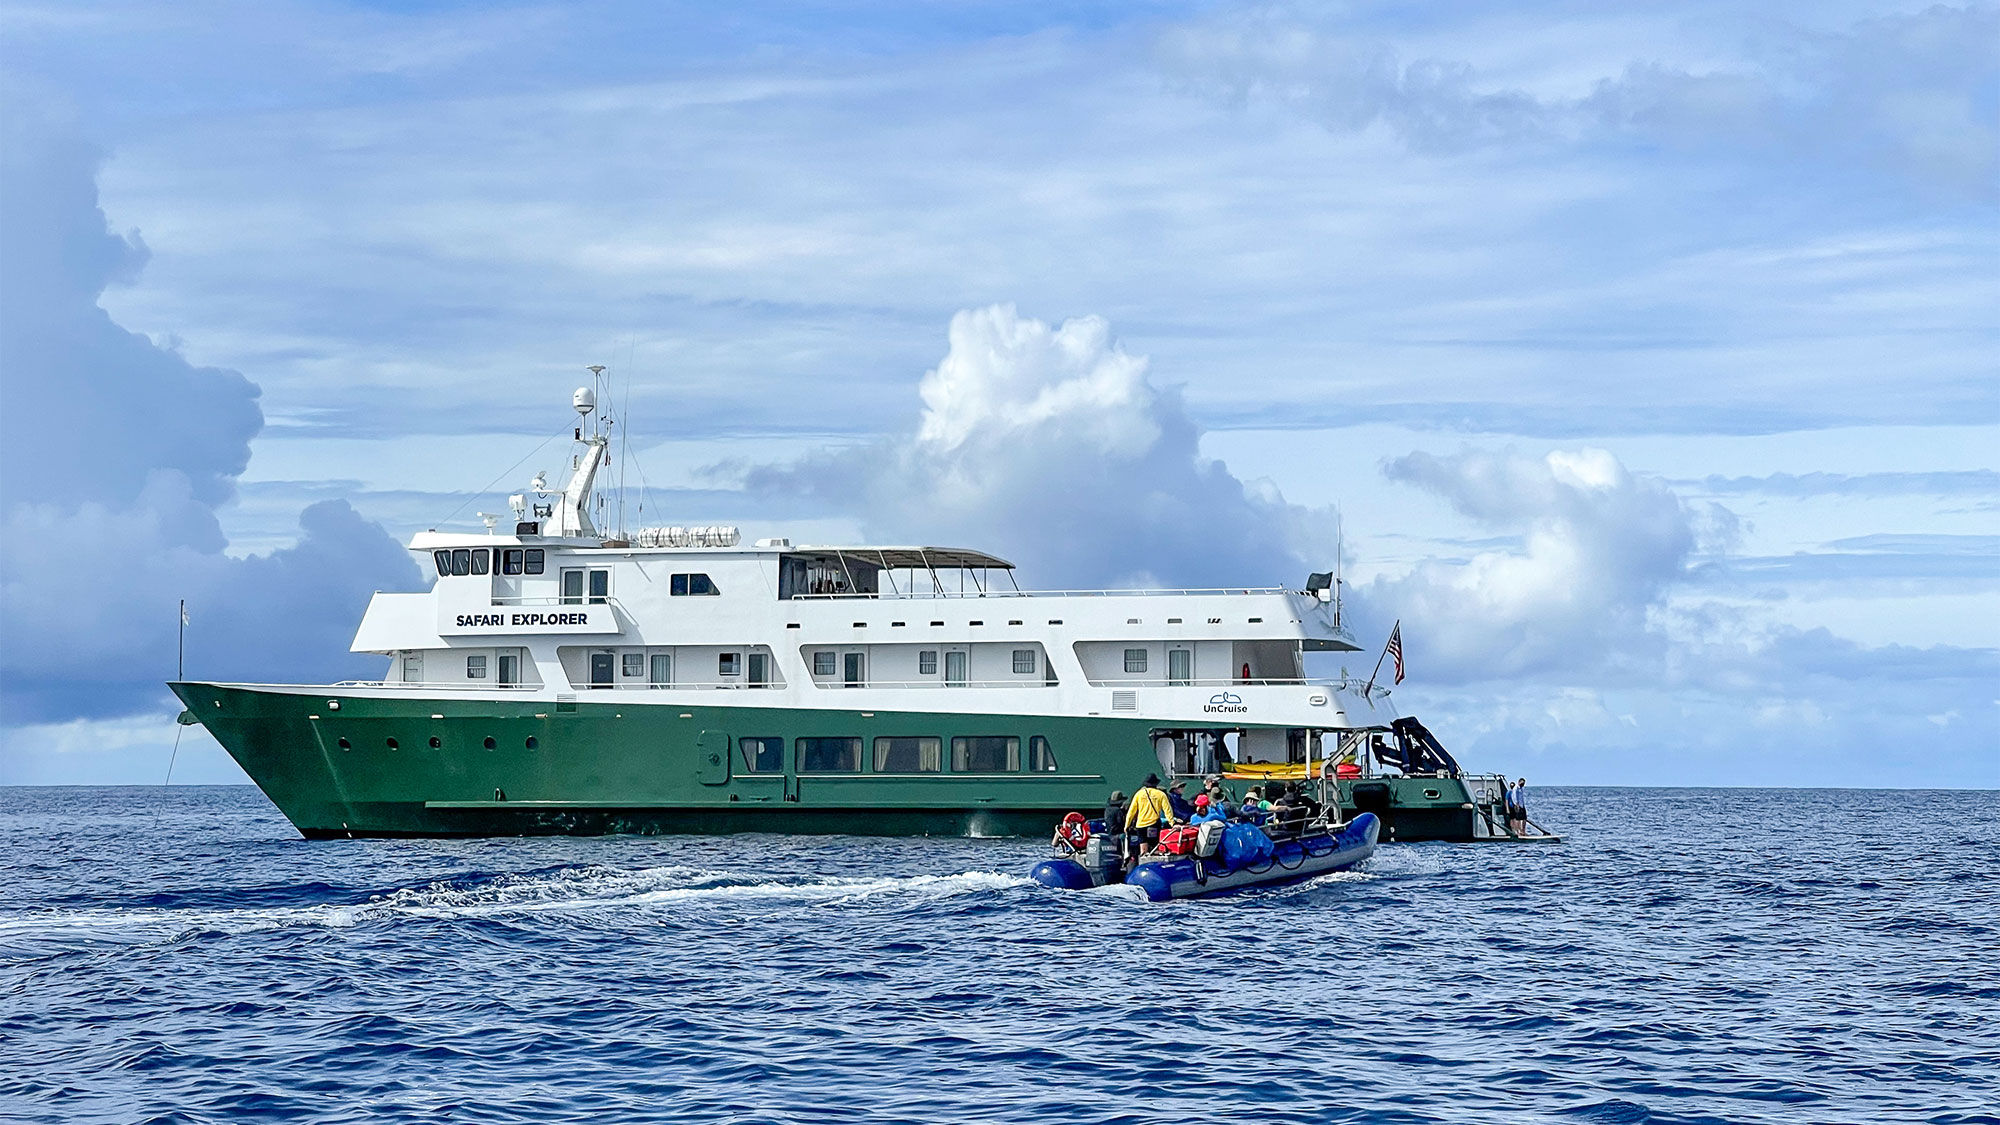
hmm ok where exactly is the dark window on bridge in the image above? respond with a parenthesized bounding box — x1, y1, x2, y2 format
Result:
(450, 549, 472, 576)
(470, 550, 490, 576)
(524, 549, 544, 575)
(433, 550, 451, 576)
(671, 573, 719, 596)
(502, 549, 524, 575)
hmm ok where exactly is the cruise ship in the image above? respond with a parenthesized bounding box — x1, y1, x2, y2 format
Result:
(173, 378, 1513, 840)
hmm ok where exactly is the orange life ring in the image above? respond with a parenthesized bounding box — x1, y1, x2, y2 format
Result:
(1057, 812, 1091, 851)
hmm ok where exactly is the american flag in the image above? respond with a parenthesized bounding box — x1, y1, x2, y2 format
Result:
(1386, 622, 1405, 685)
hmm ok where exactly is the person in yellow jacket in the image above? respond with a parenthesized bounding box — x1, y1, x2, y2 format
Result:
(1124, 773, 1177, 859)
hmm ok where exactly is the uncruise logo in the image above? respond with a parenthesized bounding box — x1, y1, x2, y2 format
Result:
(1204, 692, 1247, 714)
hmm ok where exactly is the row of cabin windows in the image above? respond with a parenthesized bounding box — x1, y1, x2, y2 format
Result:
(401, 652, 521, 683)
(810, 649, 1035, 684)
(433, 548, 547, 577)
(738, 735, 1059, 774)
(1122, 648, 1196, 684)
(586, 651, 770, 686)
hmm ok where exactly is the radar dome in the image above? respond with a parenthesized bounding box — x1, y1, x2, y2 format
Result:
(573, 387, 597, 415)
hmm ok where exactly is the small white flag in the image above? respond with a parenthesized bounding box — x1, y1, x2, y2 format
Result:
(181, 602, 190, 627)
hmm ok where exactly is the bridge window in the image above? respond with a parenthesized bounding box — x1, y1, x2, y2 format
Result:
(469, 550, 489, 576)
(1012, 649, 1037, 674)
(1029, 735, 1058, 772)
(524, 549, 544, 575)
(466, 655, 487, 680)
(451, 549, 472, 576)
(622, 653, 644, 677)
(798, 737, 861, 773)
(433, 550, 451, 576)
(502, 549, 524, 575)
(874, 736, 941, 773)
(1124, 648, 1149, 673)
(740, 736, 783, 773)
(951, 736, 1019, 773)
(670, 573, 718, 596)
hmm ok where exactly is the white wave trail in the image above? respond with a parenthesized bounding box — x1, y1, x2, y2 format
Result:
(0, 866, 1034, 949)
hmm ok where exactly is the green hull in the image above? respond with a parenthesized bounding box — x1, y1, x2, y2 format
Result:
(171, 682, 1485, 841)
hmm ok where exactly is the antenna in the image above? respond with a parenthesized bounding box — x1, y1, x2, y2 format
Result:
(1334, 510, 1344, 632)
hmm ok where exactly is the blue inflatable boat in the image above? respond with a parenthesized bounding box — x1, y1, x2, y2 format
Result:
(1032, 813, 1380, 902)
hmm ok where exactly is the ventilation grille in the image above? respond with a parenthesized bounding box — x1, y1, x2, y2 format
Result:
(1112, 690, 1137, 712)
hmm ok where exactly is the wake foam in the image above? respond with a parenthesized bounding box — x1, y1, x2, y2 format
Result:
(0, 865, 1034, 950)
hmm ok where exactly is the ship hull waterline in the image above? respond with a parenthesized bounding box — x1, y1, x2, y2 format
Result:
(173, 682, 1483, 842)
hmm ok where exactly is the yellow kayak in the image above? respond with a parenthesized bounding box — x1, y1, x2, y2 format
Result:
(1223, 761, 1316, 780)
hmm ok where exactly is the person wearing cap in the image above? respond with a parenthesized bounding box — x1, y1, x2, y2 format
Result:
(1124, 773, 1175, 859)
(1201, 774, 1231, 814)
(1506, 778, 1529, 836)
(1166, 780, 1195, 822)
(1189, 792, 1228, 825)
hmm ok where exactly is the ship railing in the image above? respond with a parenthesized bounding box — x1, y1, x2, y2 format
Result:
(804, 678, 1056, 690)
(1081, 676, 1356, 689)
(790, 586, 1294, 600)
(331, 681, 541, 690)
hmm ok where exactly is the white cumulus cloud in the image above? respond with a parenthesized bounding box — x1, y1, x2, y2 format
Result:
(743, 304, 1336, 590)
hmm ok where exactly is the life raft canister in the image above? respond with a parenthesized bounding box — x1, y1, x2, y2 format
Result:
(1057, 812, 1091, 851)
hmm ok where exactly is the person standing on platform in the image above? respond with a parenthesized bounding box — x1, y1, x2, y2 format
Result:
(1125, 774, 1174, 860)
(1507, 778, 1529, 836)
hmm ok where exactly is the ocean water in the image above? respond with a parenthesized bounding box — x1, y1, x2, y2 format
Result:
(1, 786, 1995, 1125)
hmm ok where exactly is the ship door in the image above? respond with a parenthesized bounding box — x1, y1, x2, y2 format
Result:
(589, 652, 614, 689)
(695, 730, 730, 786)
(842, 651, 866, 688)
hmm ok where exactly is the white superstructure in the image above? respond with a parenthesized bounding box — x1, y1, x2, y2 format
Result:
(343, 377, 1389, 767)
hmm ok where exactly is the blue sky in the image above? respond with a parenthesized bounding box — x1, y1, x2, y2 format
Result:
(0, 0, 1994, 787)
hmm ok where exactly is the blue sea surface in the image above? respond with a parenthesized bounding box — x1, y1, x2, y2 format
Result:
(1, 785, 1996, 1124)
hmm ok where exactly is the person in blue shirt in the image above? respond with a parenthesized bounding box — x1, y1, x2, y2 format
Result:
(1236, 786, 1269, 825)
(1190, 794, 1228, 824)
(1506, 778, 1529, 836)
(1166, 780, 1195, 822)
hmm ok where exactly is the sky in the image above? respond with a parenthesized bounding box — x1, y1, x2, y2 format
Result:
(0, 0, 1994, 788)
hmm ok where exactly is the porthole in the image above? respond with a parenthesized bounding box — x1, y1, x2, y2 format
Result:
(429, 736, 441, 749)
(385, 738, 398, 750)
(525, 736, 538, 750)
(483, 736, 497, 750)
(337, 737, 351, 750)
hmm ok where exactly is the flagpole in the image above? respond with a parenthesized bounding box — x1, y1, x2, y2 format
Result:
(1363, 619, 1399, 696)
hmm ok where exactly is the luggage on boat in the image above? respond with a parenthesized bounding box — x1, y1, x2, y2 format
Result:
(1159, 826, 1200, 856)
(1220, 822, 1275, 866)
(1196, 820, 1226, 858)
